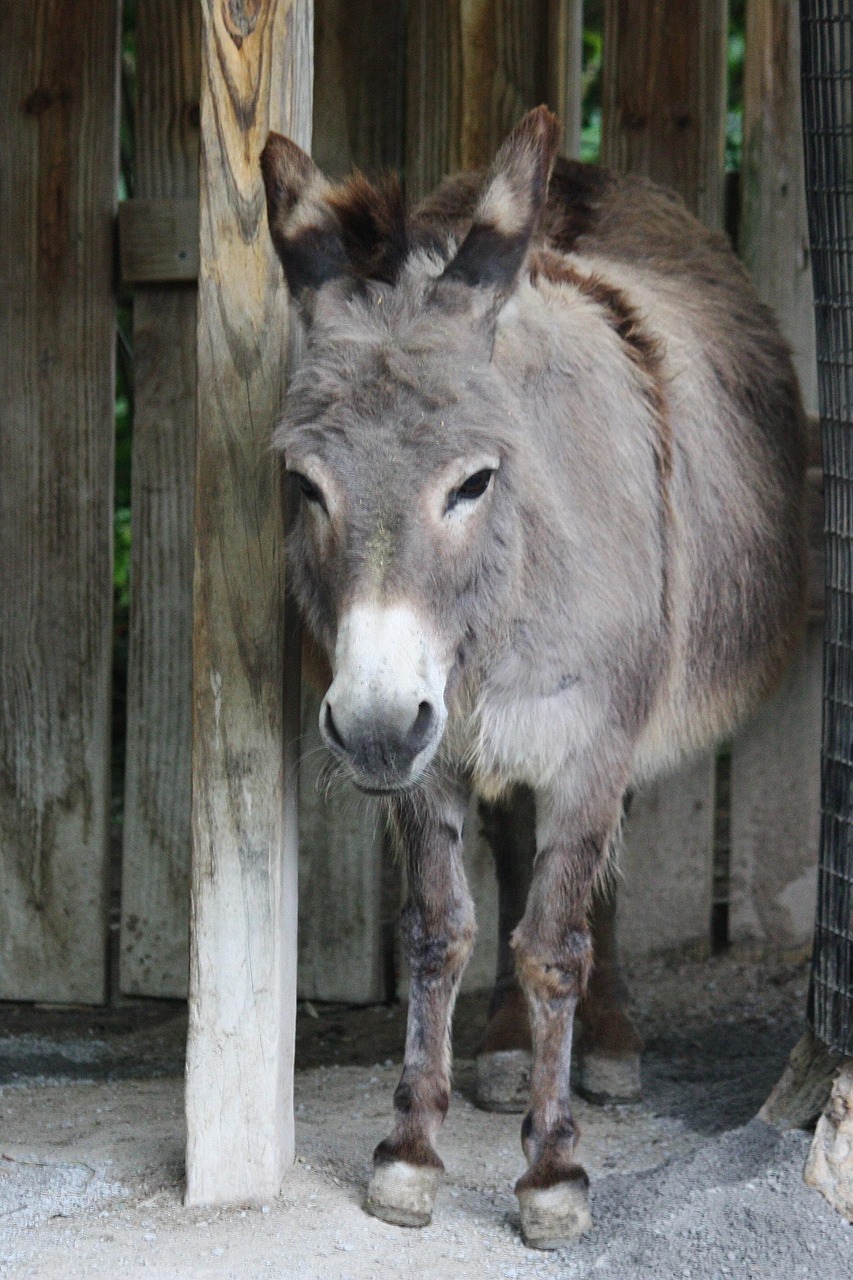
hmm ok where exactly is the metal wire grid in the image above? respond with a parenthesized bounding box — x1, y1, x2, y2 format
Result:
(801, 2, 853, 1055)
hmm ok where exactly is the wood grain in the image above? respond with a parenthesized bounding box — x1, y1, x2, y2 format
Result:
(0, 0, 120, 1003)
(740, 0, 817, 413)
(406, 0, 551, 201)
(601, 0, 727, 228)
(313, 0, 405, 178)
(119, 0, 200, 1000)
(119, 198, 200, 283)
(547, 0, 584, 159)
(184, 0, 311, 1206)
(729, 0, 822, 955)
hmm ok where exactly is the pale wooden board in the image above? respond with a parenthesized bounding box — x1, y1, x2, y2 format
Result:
(616, 756, 717, 958)
(119, 0, 200, 1000)
(0, 1, 120, 1003)
(729, 622, 823, 953)
(297, 685, 384, 1003)
(730, 0, 822, 954)
(740, 0, 818, 416)
(185, 0, 312, 1206)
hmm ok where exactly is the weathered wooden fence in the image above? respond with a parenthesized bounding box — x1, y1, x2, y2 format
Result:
(1, 0, 822, 1035)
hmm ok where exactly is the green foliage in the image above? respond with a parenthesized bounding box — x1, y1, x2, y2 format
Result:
(726, 0, 746, 172)
(581, 20, 603, 163)
(580, 0, 745, 171)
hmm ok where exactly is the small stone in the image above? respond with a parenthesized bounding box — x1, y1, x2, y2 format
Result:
(804, 1061, 853, 1221)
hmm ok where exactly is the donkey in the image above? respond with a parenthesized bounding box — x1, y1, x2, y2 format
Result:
(261, 107, 807, 1248)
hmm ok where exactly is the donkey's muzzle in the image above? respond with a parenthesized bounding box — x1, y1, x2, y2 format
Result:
(320, 696, 440, 790)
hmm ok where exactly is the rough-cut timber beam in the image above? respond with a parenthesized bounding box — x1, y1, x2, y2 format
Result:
(185, 0, 311, 1206)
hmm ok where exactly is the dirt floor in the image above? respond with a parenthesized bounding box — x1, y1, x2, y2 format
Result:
(1, 951, 852, 1279)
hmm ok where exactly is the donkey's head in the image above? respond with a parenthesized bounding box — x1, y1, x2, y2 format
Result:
(262, 109, 560, 792)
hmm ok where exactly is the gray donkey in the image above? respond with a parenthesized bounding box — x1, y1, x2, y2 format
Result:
(261, 107, 807, 1249)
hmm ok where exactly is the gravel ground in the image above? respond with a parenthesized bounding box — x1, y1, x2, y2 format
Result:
(0, 952, 851, 1279)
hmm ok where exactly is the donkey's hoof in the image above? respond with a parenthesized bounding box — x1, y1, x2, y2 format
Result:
(575, 1049, 641, 1105)
(474, 1049, 532, 1112)
(516, 1169, 592, 1249)
(364, 1159, 441, 1228)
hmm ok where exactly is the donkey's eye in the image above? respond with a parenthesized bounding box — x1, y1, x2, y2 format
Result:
(295, 473, 325, 507)
(449, 469, 495, 510)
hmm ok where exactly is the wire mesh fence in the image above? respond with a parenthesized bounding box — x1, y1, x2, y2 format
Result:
(801, 2, 853, 1055)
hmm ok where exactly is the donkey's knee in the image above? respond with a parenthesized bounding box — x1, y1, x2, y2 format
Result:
(400, 895, 476, 986)
(512, 924, 594, 1005)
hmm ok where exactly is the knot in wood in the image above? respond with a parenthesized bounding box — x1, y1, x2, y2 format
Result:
(223, 0, 261, 47)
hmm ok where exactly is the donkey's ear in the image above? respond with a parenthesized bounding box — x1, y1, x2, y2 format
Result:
(261, 133, 348, 315)
(439, 106, 560, 301)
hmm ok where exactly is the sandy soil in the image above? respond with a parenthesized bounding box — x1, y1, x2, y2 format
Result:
(1, 953, 851, 1279)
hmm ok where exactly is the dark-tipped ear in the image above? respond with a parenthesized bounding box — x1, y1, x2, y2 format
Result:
(439, 106, 560, 300)
(260, 133, 348, 313)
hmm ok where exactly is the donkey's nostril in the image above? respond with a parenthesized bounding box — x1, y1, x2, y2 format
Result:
(323, 701, 347, 753)
(409, 700, 436, 752)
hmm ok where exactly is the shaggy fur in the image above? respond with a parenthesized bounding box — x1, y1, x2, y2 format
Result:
(261, 107, 807, 1242)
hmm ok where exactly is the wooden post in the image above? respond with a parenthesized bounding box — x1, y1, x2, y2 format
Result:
(0, 1, 120, 1002)
(729, 0, 821, 955)
(185, 0, 311, 1206)
(120, 0, 200, 998)
(601, 0, 727, 957)
(601, 0, 727, 229)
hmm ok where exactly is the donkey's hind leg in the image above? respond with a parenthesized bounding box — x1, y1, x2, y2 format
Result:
(576, 878, 642, 1103)
(476, 789, 641, 1111)
(474, 787, 535, 1111)
(364, 779, 475, 1229)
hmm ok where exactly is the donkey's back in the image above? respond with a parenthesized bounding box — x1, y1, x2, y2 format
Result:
(262, 107, 807, 1248)
(419, 153, 807, 787)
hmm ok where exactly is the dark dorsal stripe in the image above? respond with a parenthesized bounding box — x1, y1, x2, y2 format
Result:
(530, 250, 673, 631)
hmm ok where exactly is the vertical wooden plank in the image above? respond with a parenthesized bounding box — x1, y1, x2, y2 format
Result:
(406, 0, 584, 992)
(601, 0, 727, 229)
(729, 0, 821, 955)
(547, 0, 584, 159)
(406, 0, 550, 202)
(313, 0, 405, 177)
(294, 0, 405, 1004)
(120, 0, 201, 998)
(185, 0, 311, 1206)
(0, 1, 120, 1003)
(602, 0, 727, 957)
(740, 0, 817, 413)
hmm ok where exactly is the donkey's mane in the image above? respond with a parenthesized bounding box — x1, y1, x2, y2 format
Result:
(323, 156, 614, 290)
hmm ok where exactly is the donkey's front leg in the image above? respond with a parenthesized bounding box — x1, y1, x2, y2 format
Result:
(512, 787, 624, 1249)
(365, 781, 475, 1229)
